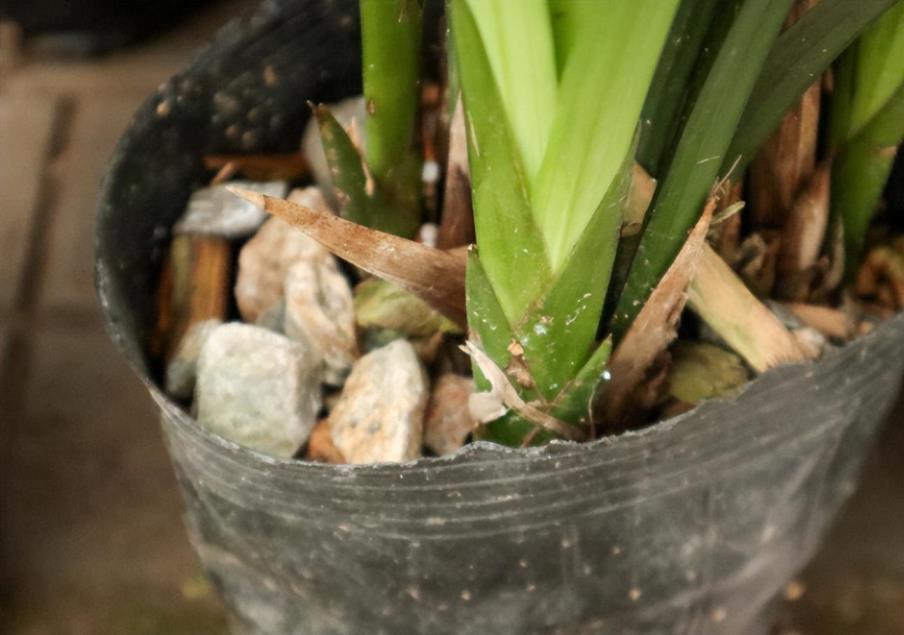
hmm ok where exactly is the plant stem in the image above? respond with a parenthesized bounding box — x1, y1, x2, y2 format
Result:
(360, 0, 423, 221)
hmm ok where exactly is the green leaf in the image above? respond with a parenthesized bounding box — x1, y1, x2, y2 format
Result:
(450, 0, 551, 324)
(833, 1, 904, 141)
(550, 337, 612, 425)
(612, 0, 794, 341)
(833, 84, 904, 276)
(315, 105, 418, 237)
(465, 248, 513, 391)
(636, 0, 721, 177)
(531, 0, 680, 270)
(360, 0, 423, 216)
(517, 156, 630, 399)
(727, 0, 902, 172)
(464, 0, 557, 184)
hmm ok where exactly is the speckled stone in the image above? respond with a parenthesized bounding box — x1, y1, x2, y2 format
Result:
(424, 374, 475, 456)
(174, 180, 287, 238)
(165, 319, 222, 399)
(284, 256, 358, 386)
(234, 187, 331, 322)
(329, 339, 427, 464)
(195, 323, 322, 457)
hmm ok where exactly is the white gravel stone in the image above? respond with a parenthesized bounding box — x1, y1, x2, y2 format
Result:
(329, 339, 428, 464)
(284, 257, 358, 386)
(234, 187, 332, 322)
(174, 180, 287, 238)
(165, 319, 222, 399)
(195, 323, 322, 458)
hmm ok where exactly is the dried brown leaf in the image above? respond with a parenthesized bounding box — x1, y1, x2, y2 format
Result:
(437, 97, 475, 249)
(228, 188, 467, 328)
(601, 195, 717, 424)
(748, 0, 821, 229)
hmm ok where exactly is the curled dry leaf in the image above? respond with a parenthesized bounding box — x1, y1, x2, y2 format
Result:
(600, 195, 717, 424)
(437, 96, 475, 249)
(228, 188, 467, 328)
(462, 341, 584, 442)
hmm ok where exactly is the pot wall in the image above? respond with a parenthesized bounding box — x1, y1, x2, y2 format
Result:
(96, 1, 904, 633)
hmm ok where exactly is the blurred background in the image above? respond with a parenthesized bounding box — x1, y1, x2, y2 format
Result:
(0, 1, 901, 633)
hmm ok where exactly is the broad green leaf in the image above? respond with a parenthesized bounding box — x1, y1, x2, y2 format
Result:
(612, 0, 794, 341)
(464, 0, 557, 184)
(360, 0, 423, 219)
(548, 0, 599, 78)
(531, 0, 679, 270)
(636, 0, 720, 177)
(518, 156, 630, 399)
(727, 0, 901, 172)
(450, 0, 551, 324)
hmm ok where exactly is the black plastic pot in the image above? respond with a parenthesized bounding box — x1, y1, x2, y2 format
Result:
(96, 1, 904, 633)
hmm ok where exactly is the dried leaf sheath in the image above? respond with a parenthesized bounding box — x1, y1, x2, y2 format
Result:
(228, 188, 467, 328)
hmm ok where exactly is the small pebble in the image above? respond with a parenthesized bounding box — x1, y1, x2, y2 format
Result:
(174, 180, 287, 238)
(195, 323, 322, 457)
(424, 374, 475, 456)
(254, 297, 286, 333)
(234, 187, 331, 322)
(165, 320, 222, 399)
(284, 256, 358, 386)
(329, 340, 428, 464)
(305, 420, 346, 464)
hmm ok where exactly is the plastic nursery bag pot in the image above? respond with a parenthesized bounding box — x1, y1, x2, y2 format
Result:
(95, 0, 904, 633)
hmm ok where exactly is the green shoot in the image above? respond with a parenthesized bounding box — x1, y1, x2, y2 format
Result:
(453, 0, 678, 443)
(360, 0, 423, 221)
(831, 2, 904, 276)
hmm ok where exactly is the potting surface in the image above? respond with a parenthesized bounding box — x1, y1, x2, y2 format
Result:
(0, 2, 902, 633)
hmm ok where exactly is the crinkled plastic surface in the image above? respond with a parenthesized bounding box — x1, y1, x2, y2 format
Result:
(95, 0, 904, 633)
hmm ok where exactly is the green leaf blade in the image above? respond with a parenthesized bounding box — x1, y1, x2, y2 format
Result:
(464, 0, 557, 184)
(451, 0, 552, 324)
(531, 0, 680, 270)
(727, 0, 901, 172)
(613, 0, 794, 341)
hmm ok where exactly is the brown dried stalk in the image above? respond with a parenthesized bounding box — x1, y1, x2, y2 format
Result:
(688, 244, 811, 373)
(203, 153, 309, 181)
(153, 234, 231, 360)
(775, 161, 831, 299)
(748, 0, 821, 230)
(436, 97, 475, 249)
(600, 194, 716, 424)
(622, 163, 657, 237)
(229, 188, 467, 328)
(780, 301, 856, 339)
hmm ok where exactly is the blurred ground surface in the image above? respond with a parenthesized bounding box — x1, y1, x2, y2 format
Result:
(0, 1, 902, 633)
